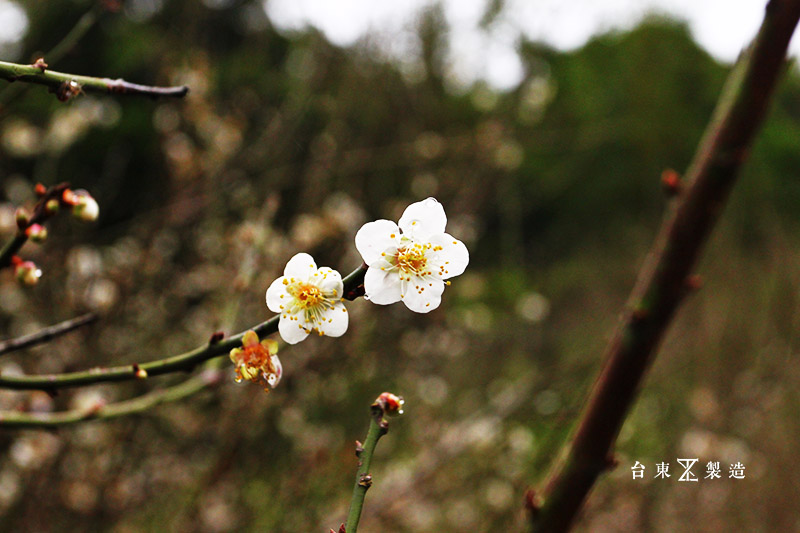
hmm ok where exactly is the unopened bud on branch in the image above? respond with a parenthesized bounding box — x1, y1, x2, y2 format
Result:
(63, 189, 99, 222)
(15, 260, 42, 286)
(375, 392, 405, 416)
(25, 223, 47, 243)
(15, 207, 30, 229)
(45, 199, 60, 215)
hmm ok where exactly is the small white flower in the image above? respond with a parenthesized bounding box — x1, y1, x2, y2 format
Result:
(355, 197, 469, 313)
(266, 253, 348, 344)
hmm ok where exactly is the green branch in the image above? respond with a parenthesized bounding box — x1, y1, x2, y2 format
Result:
(0, 7, 99, 109)
(344, 393, 401, 533)
(0, 370, 219, 428)
(0, 60, 188, 100)
(0, 264, 368, 391)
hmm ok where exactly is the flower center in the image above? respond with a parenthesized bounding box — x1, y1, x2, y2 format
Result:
(289, 282, 325, 309)
(396, 243, 428, 275)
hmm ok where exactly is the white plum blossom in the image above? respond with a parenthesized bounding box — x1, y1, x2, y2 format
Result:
(355, 197, 469, 313)
(266, 253, 349, 344)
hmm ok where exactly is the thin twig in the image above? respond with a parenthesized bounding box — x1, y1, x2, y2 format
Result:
(528, 1, 800, 531)
(0, 183, 70, 270)
(0, 60, 188, 100)
(0, 8, 99, 109)
(0, 369, 220, 428)
(345, 395, 399, 533)
(0, 312, 97, 356)
(0, 264, 368, 391)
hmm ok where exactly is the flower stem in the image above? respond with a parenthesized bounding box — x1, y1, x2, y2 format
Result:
(345, 402, 390, 533)
(0, 60, 188, 99)
(528, 1, 800, 531)
(0, 264, 367, 391)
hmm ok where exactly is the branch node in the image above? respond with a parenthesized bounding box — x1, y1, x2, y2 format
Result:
(208, 331, 225, 345)
(685, 274, 704, 291)
(661, 168, 682, 196)
(32, 58, 48, 72)
(631, 306, 649, 322)
(132, 363, 148, 380)
(524, 489, 542, 515)
(357, 473, 373, 488)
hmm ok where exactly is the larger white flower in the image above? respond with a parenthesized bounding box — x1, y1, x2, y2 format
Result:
(266, 253, 349, 344)
(355, 197, 469, 313)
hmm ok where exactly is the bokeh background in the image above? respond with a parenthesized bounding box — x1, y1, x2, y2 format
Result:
(1, 1, 800, 531)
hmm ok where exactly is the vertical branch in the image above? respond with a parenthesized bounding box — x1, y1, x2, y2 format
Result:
(343, 393, 403, 533)
(529, 1, 800, 531)
(345, 416, 387, 532)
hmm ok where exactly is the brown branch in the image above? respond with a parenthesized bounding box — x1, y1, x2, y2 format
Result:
(0, 313, 98, 357)
(0, 183, 70, 270)
(528, 1, 800, 531)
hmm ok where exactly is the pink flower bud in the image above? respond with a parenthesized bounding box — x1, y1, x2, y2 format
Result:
(15, 261, 42, 286)
(375, 392, 405, 416)
(25, 223, 47, 243)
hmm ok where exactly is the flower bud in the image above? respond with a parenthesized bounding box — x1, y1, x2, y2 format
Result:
(25, 223, 47, 243)
(375, 392, 405, 416)
(67, 189, 99, 222)
(15, 261, 42, 286)
(45, 199, 60, 215)
(15, 207, 30, 229)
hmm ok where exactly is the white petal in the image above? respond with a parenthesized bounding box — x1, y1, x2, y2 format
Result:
(279, 313, 310, 344)
(283, 252, 317, 280)
(355, 220, 400, 265)
(317, 303, 349, 337)
(429, 233, 469, 280)
(401, 277, 444, 313)
(364, 266, 402, 305)
(398, 198, 447, 239)
(267, 354, 282, 387)
(266, 277, 288, 313)
(315, 267, 344, 298)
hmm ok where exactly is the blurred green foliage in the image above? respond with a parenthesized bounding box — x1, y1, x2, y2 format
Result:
(1, 1, 800, 531)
